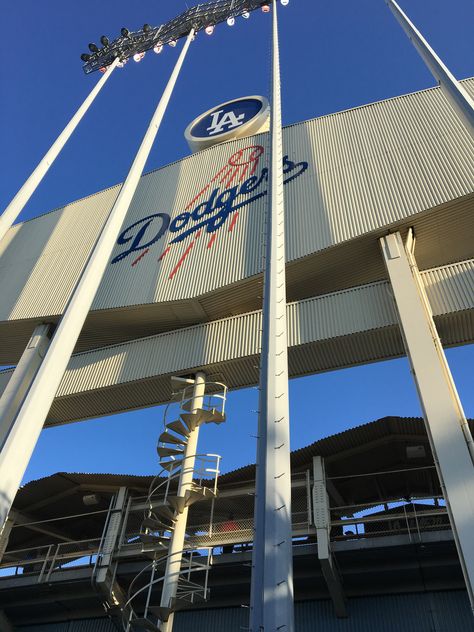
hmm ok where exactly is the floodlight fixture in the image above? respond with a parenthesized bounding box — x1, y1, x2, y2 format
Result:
(80, 53, 91, 62)
(80, 0, 286, 74)
(100, 35, 110, 47)
(88, 42, 99, 53)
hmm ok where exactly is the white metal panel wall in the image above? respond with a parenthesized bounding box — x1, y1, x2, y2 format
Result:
(51, 258, 474, 399)
(0, 80, 473, 322)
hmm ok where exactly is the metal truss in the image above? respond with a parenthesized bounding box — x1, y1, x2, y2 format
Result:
(82, 0, 270, 74)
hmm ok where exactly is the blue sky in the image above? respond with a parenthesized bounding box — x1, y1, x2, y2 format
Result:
(0, 0, 473, 483)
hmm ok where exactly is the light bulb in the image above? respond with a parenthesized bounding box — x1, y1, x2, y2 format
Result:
(133, 52, 145, 62)
(117, 59, 127, 68)
(227, 17, 235, 26)
(281, 0, 289, 5)
(262, 4, 270, 12)
(153, 44, 163, 54)
(242, 11, 250, 19)
(205, 25, 214, 35)
(169, 40, 177, 47)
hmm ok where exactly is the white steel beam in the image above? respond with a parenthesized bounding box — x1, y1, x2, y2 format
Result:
(386, 0, 474, 141)
(0, 59, 119, 245)
(380, 231, 474, 611)
(0, 324, 53, 450)
(250, 1, 294, 630)
(159, 371, 205, 632)
(313, 457, 346, 618)
(0, 31, 195, 533)
(0, 517, 14, 563)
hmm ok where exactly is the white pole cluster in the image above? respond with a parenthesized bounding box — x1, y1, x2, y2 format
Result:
(386, 0, 474, 141)
(0, 30, 195, 530)
(250, 1, 295, 630)
(0, 58, 120, 245)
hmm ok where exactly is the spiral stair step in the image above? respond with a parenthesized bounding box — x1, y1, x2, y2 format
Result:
(159, 458, 182, 472)
(166, 419, 191, 438)
(158, 431, 187, 447)
(157, 446, 184, 459)
(142, 516, 174, 532)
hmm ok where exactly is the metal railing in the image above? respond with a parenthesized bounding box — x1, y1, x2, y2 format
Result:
(329, 497, 449, 543)
(0, 538, 102, 582)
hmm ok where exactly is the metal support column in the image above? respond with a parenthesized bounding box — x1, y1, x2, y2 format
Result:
(94, 487, 128, 617)
(0, 517, 14, 563)
(380, 230, 474, 611)
(0, 324, 53, 450)
(0, 58, 119, 245)
(159, 371, 206, 632)
(386, 0, 474, 141)
(313, 457, 346, 618)
(250, 1, 294, 630)
(0, 30, 195, 532)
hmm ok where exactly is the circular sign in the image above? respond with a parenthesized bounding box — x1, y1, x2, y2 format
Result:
(185, 96, 270, 153)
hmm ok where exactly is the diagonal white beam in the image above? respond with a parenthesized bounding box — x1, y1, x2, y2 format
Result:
(0, 30, 195, 533)
(386, 0, 474, 140)
(0, 58, 119, 244)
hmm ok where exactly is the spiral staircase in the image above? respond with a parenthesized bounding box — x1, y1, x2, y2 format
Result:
(123, 378, 227, 632)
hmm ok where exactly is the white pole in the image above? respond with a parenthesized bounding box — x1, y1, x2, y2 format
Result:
(0, 58, 120, 245)
(0, 30, 195, 530)
(386, 0, 474, 141)
(250, 2, 295, 631)
(159, 372, 206, 632)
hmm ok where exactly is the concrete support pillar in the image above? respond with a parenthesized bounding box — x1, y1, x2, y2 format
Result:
(0, 324, 53, 450)
(313, 457, 346, 617)
(380, 230, 474, 611)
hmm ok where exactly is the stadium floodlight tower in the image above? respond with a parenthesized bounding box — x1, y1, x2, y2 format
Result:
(0, 1, 295, 632)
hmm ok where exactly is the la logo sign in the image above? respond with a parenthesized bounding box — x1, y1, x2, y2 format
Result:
(185, 96, 270, 152)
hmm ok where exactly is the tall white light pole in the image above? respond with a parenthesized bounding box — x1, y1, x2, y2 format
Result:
(0, 58, 120, 245)
(250, 2, 294, 631)
(386, 0, 474, 141)
(0, 30, 195, 531)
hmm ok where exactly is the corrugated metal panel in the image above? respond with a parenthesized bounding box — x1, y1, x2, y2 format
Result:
(172, 592, 474, 632)
(19, 619, 116, 632)
(54, 257, 474, 398)
(0, 186, 117, 321)
(16, 592, 474, 631)
(0, 258, 472, 425)
(0, 80, 473, 326)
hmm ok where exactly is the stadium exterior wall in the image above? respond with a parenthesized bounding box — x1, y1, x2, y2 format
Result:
(16, 592, 474, 632)
(0, 80, 473, 326)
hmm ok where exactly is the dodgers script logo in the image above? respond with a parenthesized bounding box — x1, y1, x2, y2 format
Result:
(112, 144, 308, 280)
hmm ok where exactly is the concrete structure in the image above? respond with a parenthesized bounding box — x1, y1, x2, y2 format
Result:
(0, 52, 473, 630)
(0, 418, 473, 631)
